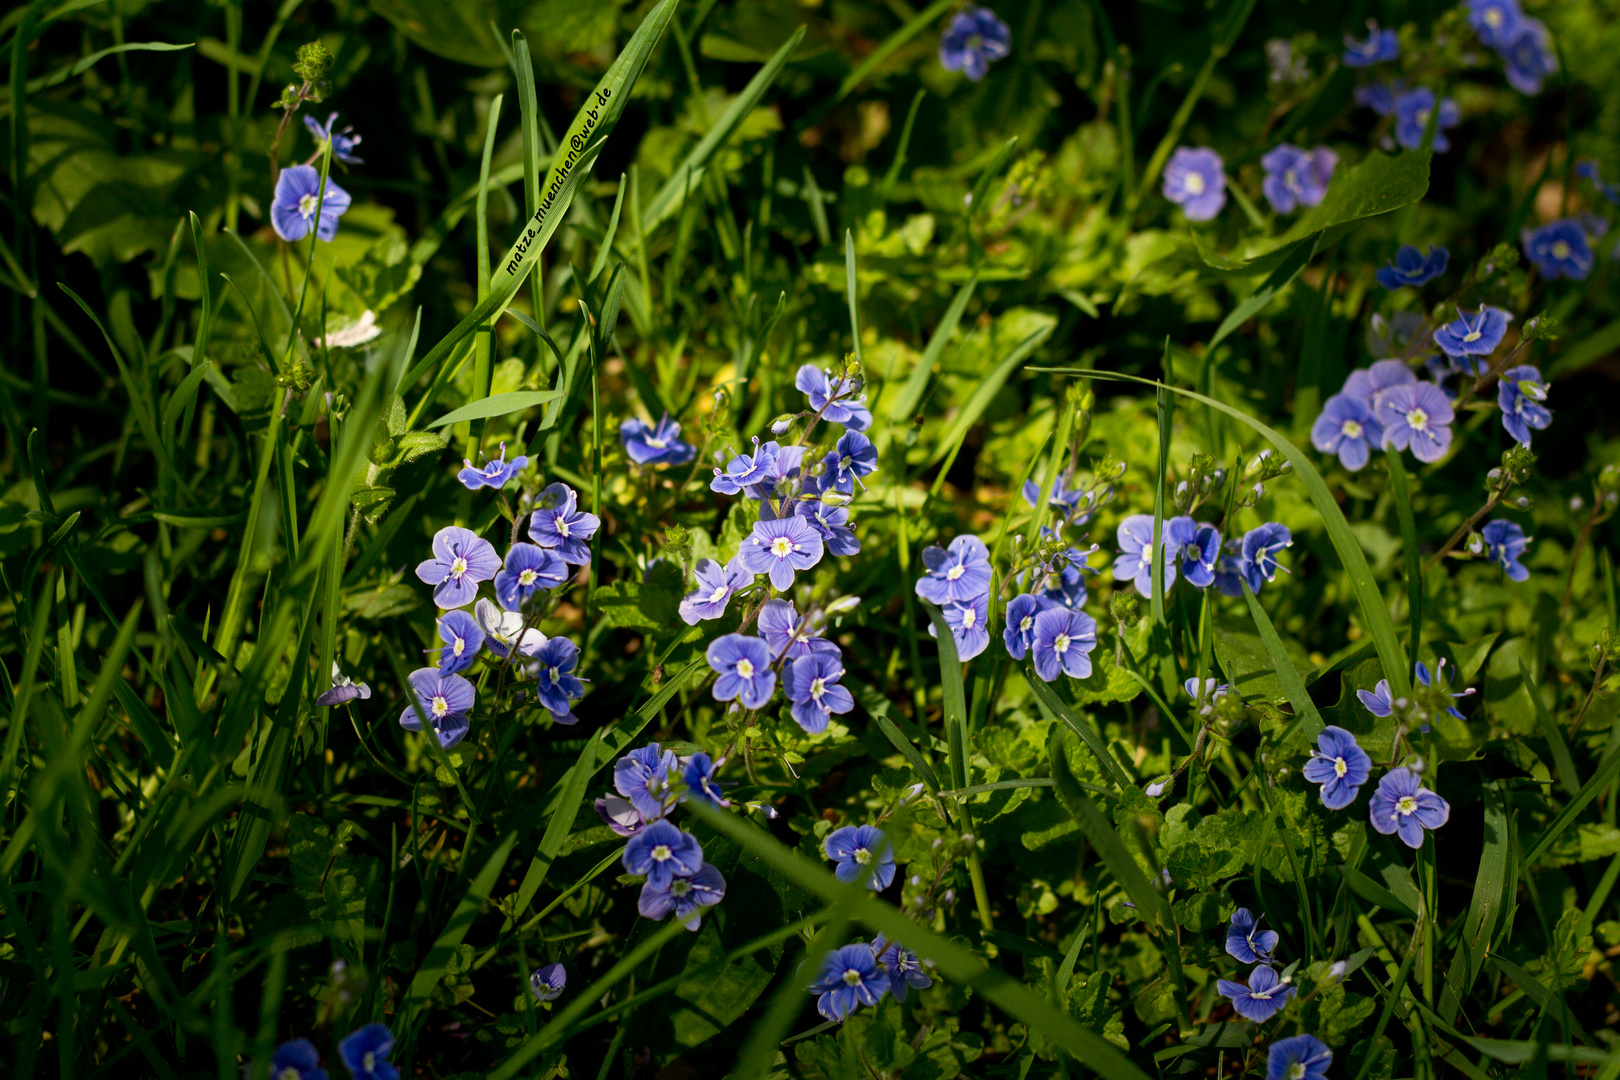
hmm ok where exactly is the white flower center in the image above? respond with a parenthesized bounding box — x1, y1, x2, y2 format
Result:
(1288, 1064, 1308, 1080)
(842, 967, 863, 987)
(279, 1068, 302, 1080)
(1341, 419, 1363, 439)
(708, 585, 729, 602)
(771, 536, 794, 557)
(519, 569, 537, 586)
(451, 556, 469, 577)
(453, 637, 466, 656)
(736, 658, 755, 678)
(548, 666, 561, 684)
(298, 192, 319, 219)
(363, 1054, 376, 1072)
(854, 847, 872, 865)
(1462, 329, 1482, 343)
(946, 565, 965, 580)
(1405, 407, 1429, 431)
(431, 694, 448, 718)
(1334, 758, 1347, 777)
(1397, 795, 1418, 816)
(1551, 241, 1570, 259)
(670, 879, 691, 897)
(810, 677, 826, 700)
(1484, 8, 1503, 26)
(651, 844, 672, 862)
(1054, 633, 1070, 654)
(555, 515, 571, 537)
(1185, 172, 1205, 195)
(646, 435, 667, 449)
(1020, 615, 1034, 632)
(961, 607, 977, 628)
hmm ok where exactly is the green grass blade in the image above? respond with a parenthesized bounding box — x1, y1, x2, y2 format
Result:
(1521, 658, 1579, 797)
(926, 317, 1055, 471)
(1438, 780, 1509, 1024)
(1520, 744, 1620, 867)
(920, 601, 969, 791)
(1150, 374, 1172, 625)
(833, 0, 953, 103)
(642, 26, 805, 233)
(1385, 449, 1423, 668)
(844, 228, 862, 369)
(426, 390, 563, 428)
(1242, 583, 1325, 741)
(1022, 668, 1132, 790)
(887, 271, 977, 422)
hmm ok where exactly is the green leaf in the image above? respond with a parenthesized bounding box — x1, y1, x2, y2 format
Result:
(1243, 583, 1325, 741)
(368, 0, 507, 67)
(1206, 235, 1318, 352)
(1049, 730, 1169, 930)
(425, 390, 563, 428)
(400, 832, 517, 1035)
(1022, 668, 1133, 790)
(927, 313, 1056, 468)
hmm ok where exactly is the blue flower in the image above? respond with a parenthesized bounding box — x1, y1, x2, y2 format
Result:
(1500, 18, 1557, 95)
(527, 482, 599, 566)
(1376, 245, 1449, 290)
(595, 794, 647, 837)
(1302, 726, 1373, 810)
(1030, 607, 1098, 682)
(475, 598, 544, 658)
(458, 442, 527, 490)
(1343, 358, 1418, 402)
(1184, 677, 1230, 704)
(831, 430, 878, 488)
(1374, 381, 1454, 463)
(1225, 908, 1278, 965)
(620, 413, 696, 466)
(707, 633, 777, 709)
(434, 610, 485, 674)
(1394, 88, 1461, 152)
(1003, 592, 1057, 660)
(523, 637, 584, 723)
(529, 962, 566, 1002)
(1357, 679, 1394, 718)
(824, 824, 896, 890)
(1522, 220, 1593, 280)
(1113, 514, 1195, 597)
(756, 598, 839, 661)
(1162, 147, 1227, 221)
(1481, 519, 1531, 581)
(931, 592, 992, 661)
(1216, 963, 1297, 1022)
(415, 526, 501, 608)
(784, 652, 856, 734)
(1418, 659, 1474, 718)
(1497, 365, 1551, 445)
(681, 752, 731, 809)
(271, 165, 351, 243)
(747, 442, 810, 503)
(269, 1038, 328, 1080)
(1237, 523, 1293, 593)
(399, 668, 474, 749)
(338, 1023, 398, 1080)
(1466, 0, 1523, 48)
(495, 543, 569, 611)
(794, 497, 861, 557)
(1267, 1034, 1333, 1080)
(808, 943, 889, 1022)
(1369, 766, 1450, 848)
(1354, 80, 1402, 116)
(710, 438, 779, 495)
(1343, 21, 1398, 66)
(873, 935, 934, 1002)
(679, 557, 753, 625)
(795, 364, 871, 430)
(639, 862, 727, 930)
(614, 743, 680, 821)
(738, 516, 825, 591)
(622, 819, 705, 889)
(915, 535, 992, 605)
(303, 111, 364, 164)
(938, 7, 1011, 81)
(1433, 305, 1512, 369)
(315, 662, 371, 707)
(1021, 472, 1089, 515)
(1311, 393, 1383, 471)
(1180, 524, 1223, 588)
(1031, 534, 1098, 608)
(1260, 144, 1336, 214)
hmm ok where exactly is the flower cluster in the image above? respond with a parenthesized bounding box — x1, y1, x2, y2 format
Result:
(1215, 914, 1338, 1079)
(807, 934, 934, 1022)
(265, 1023, 398, 1080)
(598, 743, 731, 929)
(403, 481, 597, 745)
(1466, 0, 1558, 95)
(1260, 144, 1336, 215)
(938, 7, 1010, 82)
(271, 108, 365, 243)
